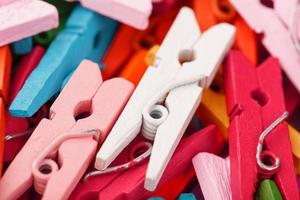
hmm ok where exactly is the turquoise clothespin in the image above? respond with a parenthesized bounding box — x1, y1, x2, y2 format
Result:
(178, 193, 197, 200)
(11, 37, 33, 55)
(10, 5, 118, 117)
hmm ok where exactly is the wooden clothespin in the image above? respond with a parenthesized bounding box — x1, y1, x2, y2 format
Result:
(95, 7, 235, 191)
(9, 5, 118, 118)
(69, 125, 224, 200)
(196, 61, 300, 175)
(0, 0, 58, 46)
(192, 0, 257, 64)
(224, 50, 299, 199)
(0, 60, 134, 200)
(229, 0, 300, 93)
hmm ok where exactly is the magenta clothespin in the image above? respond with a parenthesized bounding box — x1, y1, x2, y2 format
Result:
(229, 0, 300, 93)
(0, 0, 58, 46)
(0, 60, 134, 200)
(192, 153, 231, 200)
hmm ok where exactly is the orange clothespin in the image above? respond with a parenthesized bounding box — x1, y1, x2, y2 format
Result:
(119, 49, 148, 86)
(192, 0, 257, 64)
(119, 45, 160, 86)
(101, 8, 179, 80)
(0, 46, 12, 174)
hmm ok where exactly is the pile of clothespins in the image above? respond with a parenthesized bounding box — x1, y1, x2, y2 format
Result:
(0, 0, 299, 199)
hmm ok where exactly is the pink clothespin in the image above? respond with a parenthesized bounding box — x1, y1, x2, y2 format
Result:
(228, 0, 300, 93)
(192, 153, 231, 200)
(77, 0, 175, 30)
(5, 46, 46, 163)
(0, 60, 134, 200)
(0, 0, 58, 46)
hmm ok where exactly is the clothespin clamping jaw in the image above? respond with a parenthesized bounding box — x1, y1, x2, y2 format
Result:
(0, 60, 134, 200)
(229, 0, 300, 93)
(0, 0, 58, 46)
(96, 7, 235, 191)
(224, 50, 299, 199)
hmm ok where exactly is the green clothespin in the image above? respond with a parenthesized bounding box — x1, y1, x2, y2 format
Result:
(256, 179, 282, 200)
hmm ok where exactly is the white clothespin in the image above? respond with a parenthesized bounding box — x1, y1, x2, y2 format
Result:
(95, 7, 236, 191)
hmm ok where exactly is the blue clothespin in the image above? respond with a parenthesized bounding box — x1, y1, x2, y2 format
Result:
(9, 5, 118, 117)
(178, 193, 197, 200)
(11, 37, 33, 55)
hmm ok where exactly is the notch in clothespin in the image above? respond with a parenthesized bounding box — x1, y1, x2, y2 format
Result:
(9, 5, 118, 118)
(192, 0, 257, 64)
(4, 46, 47, 163)
(0, 60, 134, 200)
(95, 6, 235, 191)
(224, 50, 299, 199)
(0, 46, 12, 175)
(70, 125, 224, 200)
(0, 0, 58, 46)
(228, 0, 300, 93)
(192, 153, 231, 200)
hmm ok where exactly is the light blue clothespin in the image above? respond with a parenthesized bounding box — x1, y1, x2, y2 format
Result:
(11, 37, 33, 55)
(10, 5, 118, 117)
(178, 193, 197, 200)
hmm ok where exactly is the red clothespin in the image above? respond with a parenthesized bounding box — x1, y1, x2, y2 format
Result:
(0, 45, 12, 174)
(0, 60, 134, 200)
(69, 125, 224, 200)
(101, 8, 179, 80)
(4, 46, 46, 163)
(224, 50, 299, 199)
